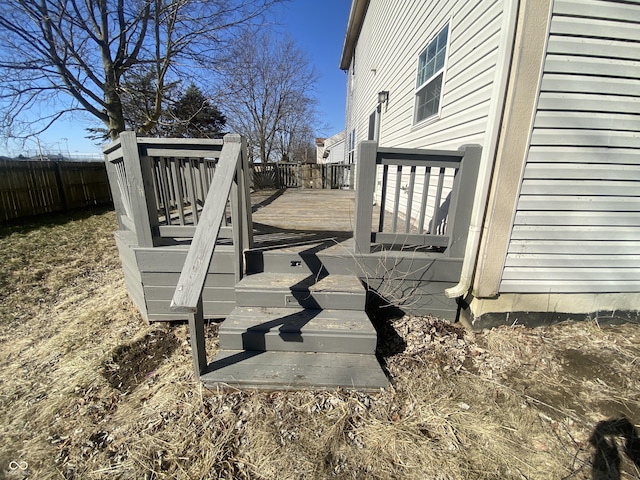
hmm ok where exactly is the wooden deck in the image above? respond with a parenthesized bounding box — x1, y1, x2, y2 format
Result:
(251, 189, 356, 244)
(112, 186, 463, 323)
(249, 188, 411, 250)
(104, 136, 480, 390)
(243, 188, 463, 320)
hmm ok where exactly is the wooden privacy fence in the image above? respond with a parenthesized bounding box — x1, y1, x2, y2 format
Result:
(251, 162, 351, 189)
(0, 159, 112, 222)
(354, 141, 481, 255)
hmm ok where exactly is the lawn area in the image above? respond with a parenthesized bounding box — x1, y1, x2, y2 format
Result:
(1, 207, 639, 479)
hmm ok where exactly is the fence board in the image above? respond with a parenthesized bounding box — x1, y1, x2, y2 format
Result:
(0, 159, 112, 221)
(250, 163, 352, 190)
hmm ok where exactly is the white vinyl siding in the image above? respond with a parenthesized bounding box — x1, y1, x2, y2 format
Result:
(501, 0, 640, 293)
(344, 0, 506, 229)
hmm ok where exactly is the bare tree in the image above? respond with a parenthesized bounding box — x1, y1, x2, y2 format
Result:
(0, 0, 282, 142)
(219, 32, 318, 163)
(275, 108, 317, 162)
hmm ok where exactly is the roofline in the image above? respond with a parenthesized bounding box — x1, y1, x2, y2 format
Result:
(339, 0, 370, 70)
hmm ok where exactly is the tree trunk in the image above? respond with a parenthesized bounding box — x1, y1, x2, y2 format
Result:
(102, 50, 126, 140)
(106, 98, 126, 141)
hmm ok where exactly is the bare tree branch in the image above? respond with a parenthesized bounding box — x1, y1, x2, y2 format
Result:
(0, 0, 285, 142)
(219, 32, 319, 163)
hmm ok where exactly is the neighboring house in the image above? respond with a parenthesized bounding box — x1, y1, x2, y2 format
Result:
(316, 131, 347, 164)
(315, 137, 326, 163)
(341, 0, 640, 327)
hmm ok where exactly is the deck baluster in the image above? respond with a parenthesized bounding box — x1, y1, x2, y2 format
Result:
(432, 168, 445, 235)
(354, 141, 481, 254)
(418, 167, 431, 233)
(405, 165, 417, 233)
(392, 165, 402, 233)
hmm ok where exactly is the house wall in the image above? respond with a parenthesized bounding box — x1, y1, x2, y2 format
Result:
(465, 0, 640, 327)
(500, 0, 640, 294)
(327, 136, 346, 164)
(318, 131, 347, 164)
(345, 0, 509, 230)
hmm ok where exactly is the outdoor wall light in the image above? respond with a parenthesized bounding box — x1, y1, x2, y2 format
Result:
(377, 90, 389, 105)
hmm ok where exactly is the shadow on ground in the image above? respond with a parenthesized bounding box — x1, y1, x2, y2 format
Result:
(590, 417, 640, 480)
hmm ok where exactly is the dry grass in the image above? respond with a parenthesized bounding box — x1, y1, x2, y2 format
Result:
(1, 208, 639, 480)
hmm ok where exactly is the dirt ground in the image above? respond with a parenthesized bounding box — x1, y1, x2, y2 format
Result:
(1, 207, 639, 479)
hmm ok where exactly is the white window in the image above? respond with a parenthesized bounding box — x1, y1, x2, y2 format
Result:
(415, 23, 449, 124)
(347, 129, 356, 164)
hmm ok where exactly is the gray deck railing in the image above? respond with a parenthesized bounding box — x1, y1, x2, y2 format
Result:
(104, 133, 241, 245)
(104, 133, 252, 378)
(321, 163, 351, 189)
(354, 141, 481, 256)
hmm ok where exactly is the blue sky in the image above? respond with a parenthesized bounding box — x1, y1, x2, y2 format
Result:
(3, 1, 351, 157)
(272, 1, 352, 136)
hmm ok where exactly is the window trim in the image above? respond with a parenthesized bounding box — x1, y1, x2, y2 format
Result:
(413, 21, 451, 126)
(347, 129, 356, 164)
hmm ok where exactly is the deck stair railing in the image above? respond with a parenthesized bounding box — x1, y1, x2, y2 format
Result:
(168, 134, 252, 378)
(354, 141, 481, 256)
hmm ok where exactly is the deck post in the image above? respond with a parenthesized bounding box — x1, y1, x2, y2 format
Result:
(103, 141, 127, 231)
(120, 132, 158, 247)
(446, 145, 482, 258)
(228, 134, 249, 283)
(353, 141, 378, 254)
(188, 295, 207, 378)
(240, 136, 254, 250)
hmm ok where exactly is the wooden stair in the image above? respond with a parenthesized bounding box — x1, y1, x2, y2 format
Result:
(200, 260, 389, 391)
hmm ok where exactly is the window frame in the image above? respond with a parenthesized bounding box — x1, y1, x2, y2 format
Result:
(347, 129, 356, 164)
(413, 22, 450, 125)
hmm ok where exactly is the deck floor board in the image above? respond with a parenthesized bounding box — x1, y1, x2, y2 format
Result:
(250, 188, 413, 250)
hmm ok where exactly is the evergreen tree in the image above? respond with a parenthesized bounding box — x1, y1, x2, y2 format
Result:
(165, 85, 226, 138)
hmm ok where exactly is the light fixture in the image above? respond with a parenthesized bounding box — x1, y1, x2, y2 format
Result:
(377, 90, 389, 105)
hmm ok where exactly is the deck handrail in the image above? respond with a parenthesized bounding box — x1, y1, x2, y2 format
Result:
(170, 134, 251, 378)
(170, 134, 247, 313)
(104, 133, 251, 377)
(354, 141, 481, 256)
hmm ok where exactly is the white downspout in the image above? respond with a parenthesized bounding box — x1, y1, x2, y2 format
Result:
(445, 0, 520, 299)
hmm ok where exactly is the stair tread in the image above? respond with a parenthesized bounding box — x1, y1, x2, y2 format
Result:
(221, 307, 376, 335)
(236, 272, 364, 294)
(219, 307, 377, 354)
(201, 350, 388, 391)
